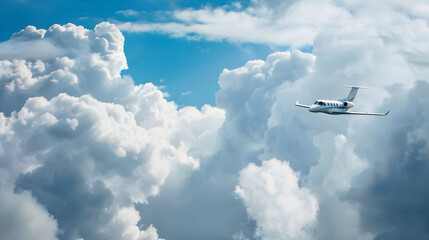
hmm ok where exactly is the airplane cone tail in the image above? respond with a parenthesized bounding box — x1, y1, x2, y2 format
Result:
(343, 85, 374, 102)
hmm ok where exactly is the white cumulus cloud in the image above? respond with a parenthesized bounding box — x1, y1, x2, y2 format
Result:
(0, 22, 225, 240)
(236, 159, 318, 240)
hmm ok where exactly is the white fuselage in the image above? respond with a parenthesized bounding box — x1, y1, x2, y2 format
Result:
(295, 85, 389, 116)
(309, 100, 354, 114)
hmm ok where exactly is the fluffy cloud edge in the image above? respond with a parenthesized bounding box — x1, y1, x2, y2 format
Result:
(235, 159, 318, 240)
(0, 22, 226, 240)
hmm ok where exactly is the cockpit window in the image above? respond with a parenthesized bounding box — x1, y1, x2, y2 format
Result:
(314, 101, 318, 104)
(318, 102, 323, 105)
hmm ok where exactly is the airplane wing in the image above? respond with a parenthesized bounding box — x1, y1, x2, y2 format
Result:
(295, 101, 310, 108)
(332, 111, 389, 116)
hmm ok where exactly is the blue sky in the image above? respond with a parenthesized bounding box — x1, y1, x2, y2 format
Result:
(0, 0, 281, 107)
(121, 33, 276, 107)
(1, 1, 428, 240)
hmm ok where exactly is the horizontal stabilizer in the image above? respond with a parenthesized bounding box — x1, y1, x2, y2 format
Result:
(343, 85, 374, 102)
(344, 85, 374, 90)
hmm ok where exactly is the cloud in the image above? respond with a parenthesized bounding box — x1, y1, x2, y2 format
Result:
(346, 81, 429, 240)
(116, 10, 140, 17)
(0, 26, 64, 60)
(204, 1, 429, 237)
(0, 39, 66, 60)
(305, 133, 373, 240)
(2, 0, 429, 239)
(180, 90, 192, 96)
(216, 50, 315, 150)
(116, 0, 349, 46)
(215, 42, 426, 239)
(117, 0, 429, 52)
(113, 207, 164, 240)
(235, 159, 318, 240)
(135, 16, 428, 237)
(0, 171, 58, 240)
(0, 22, 225, 240)
(233, 231, 250, 240)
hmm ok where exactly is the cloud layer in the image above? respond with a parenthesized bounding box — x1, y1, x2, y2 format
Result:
(189, 2, 428, 238)
(125, 3, 429, 234)
(222, 54, 427, 239)
(0, 22, 225, 240)
(117, 0, 429, 59)
(2, 0, 429, 239)
(213, 1, 429, 236)
(117, 1, 347, 47)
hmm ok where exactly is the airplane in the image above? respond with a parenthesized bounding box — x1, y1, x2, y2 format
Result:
(295, 85, 389, 116)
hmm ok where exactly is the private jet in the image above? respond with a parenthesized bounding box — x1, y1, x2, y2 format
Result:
(295, 85, 389, 116)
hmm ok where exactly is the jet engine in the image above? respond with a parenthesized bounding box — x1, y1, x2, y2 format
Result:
(343, 101, 354, 108)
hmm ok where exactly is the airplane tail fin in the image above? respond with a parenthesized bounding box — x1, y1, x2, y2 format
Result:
(343, 85, 374, 102)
